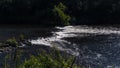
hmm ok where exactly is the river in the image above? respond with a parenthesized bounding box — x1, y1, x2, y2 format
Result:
(1, 25, 120, 68)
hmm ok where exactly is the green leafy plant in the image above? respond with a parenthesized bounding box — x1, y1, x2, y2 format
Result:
(6, 37, 18, 47)
(21, 49, 79, 68)
(53, 2, 71, 26)
(4, 38, 80, 68)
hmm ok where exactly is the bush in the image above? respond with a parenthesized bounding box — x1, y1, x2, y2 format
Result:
(52, 2, 71, 26)
(4, 43, 80, 68)
(6, 37, 18, 47)
(20, 49, 79, 68)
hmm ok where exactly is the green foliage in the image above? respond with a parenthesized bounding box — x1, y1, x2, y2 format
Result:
(53, 2, 71, 26)
(57, 3, 67, 11)
(0, 0, 119, 25)
(6, 37, 18, 47)
(3, 37, 80, 68)
(21, 49, 79, 68)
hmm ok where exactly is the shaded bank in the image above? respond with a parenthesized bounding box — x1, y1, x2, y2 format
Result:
(0, 0, 120, 25)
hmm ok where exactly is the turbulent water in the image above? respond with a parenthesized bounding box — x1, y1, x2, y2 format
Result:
(29, 25, 120, 68)
(1, 25, 120, 68)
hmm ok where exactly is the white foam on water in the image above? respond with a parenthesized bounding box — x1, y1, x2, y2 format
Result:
(30, 38, 51, 46)
(97, 53, 102, 58)
(29, 25, 120, 67)
(30, 25, 120, 57)
(107, 65, 120, 68)
(30, 26, 78, 46)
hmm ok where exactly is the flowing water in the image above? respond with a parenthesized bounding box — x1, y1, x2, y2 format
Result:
(1, 25, 120, 68)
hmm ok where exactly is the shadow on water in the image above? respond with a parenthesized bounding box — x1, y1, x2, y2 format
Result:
(0, 26, 59, 42)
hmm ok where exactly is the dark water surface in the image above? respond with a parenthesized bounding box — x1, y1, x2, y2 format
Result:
(0, 25, 120, 68)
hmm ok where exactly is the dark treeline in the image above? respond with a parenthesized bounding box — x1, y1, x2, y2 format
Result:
(0, 0, 120, 25)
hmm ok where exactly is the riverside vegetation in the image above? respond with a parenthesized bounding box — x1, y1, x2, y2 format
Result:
(0, 35, 80, 68)
(0, 0, 120, 25)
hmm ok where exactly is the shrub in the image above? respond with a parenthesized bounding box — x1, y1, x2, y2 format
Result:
(53, 2, 71, 26)
(6, 37, 18, 47)
(21, 49, 79, 68)
(4, 38, 80, 68)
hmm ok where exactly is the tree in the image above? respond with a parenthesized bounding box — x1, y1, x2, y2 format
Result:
(52, 2, 71, 26)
